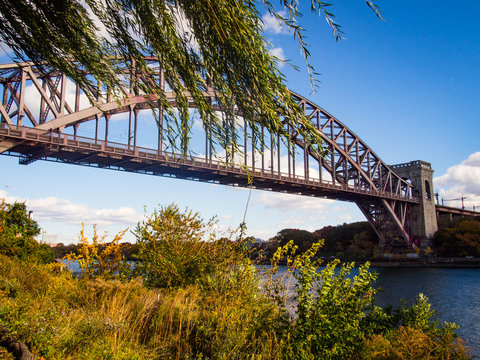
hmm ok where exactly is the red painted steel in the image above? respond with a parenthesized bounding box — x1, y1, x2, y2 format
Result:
(0, 60, 419, 249)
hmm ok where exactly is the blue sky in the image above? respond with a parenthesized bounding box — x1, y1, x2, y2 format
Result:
(1, 0, 479, 244)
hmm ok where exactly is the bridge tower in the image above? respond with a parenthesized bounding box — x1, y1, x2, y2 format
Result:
(390, 160, 438, 247)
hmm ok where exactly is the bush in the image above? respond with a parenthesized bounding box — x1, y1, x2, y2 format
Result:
(271, 241, 380, 359)
(268, 241, 472, 360)
(65, 223, 129, 279)
(0, 200, 54, 264)
(134, 204, 220, 288)
(0, 248, 282, 359)
(0, 205, 473, 360)
(363, 325, 471, 359)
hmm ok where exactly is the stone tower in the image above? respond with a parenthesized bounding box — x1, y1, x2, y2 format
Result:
(390, 160, 438, 247)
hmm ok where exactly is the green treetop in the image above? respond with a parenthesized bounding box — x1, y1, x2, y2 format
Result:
(0, 200, 54, 263)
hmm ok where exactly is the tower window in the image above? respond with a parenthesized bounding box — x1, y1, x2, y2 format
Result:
(425, 180, 431, 200)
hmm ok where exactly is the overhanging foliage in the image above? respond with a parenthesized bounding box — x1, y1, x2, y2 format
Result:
(0, 0, 381, 157)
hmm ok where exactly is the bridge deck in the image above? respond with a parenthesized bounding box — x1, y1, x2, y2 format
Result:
(1, 126, 419, 204)
(436, 205, 480, 217)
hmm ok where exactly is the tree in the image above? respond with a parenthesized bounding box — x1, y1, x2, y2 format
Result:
(0, 0, 381, 157)
(134, 203, 217, 288)
(434, 219, 480, 257)
(273, 228, 319, 254)
(270, 222, 378, 259)
(0, 200, 55, 263)
(325, 221, 377, 258)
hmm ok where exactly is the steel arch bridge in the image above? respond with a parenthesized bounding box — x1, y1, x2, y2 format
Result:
(0, 59, 419, 249)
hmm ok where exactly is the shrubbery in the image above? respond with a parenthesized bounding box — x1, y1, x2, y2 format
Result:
(0, 202, 472, 359)
(434, 219, 480, 257)
(65, 223, 130, 279)
(267, 241, 469, 360)
(133, 204, 221, 288)
(0, 200, 54, 264)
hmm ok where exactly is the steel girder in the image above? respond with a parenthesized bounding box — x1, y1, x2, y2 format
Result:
(289, 93, 416, 248)
(0, 60, 417, 248)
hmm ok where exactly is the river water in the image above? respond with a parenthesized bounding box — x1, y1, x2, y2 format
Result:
(372, 267, 480, 358)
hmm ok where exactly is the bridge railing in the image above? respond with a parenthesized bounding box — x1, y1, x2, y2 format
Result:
(1, 125, 419, 203)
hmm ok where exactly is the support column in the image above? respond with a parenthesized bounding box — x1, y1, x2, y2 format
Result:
(391, 160, 438, 247)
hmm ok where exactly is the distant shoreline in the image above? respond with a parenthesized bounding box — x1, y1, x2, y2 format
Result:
(363, 258, 480, 269)
(257, 257, 480, 269)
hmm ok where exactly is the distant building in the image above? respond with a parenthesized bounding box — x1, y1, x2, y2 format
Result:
(41, 230, 58, 246)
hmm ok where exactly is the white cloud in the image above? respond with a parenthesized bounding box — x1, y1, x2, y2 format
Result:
(434, 152, 480, 209)
(262, 11, 290, 35)
(275, 217, 306, 229)
(253, 192, 335, 213)
(309, 215, 326, 221)
(269, 47, 286, 68)
(84, 2, 115, 43)
(270, 47, 285, 59)
(171, 6, 199, 50)
(247, 229, 272, 240)
(0, 190, 17, 204)
(210, 222, 241, 239)
(0, 190, 142, 226)
(338, 214, 353, 222)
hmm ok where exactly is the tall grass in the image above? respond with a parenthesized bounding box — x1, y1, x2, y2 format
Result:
(0, 253, 286, 359)
(0, 204, 473, 359)
(1, 250, 471, 359)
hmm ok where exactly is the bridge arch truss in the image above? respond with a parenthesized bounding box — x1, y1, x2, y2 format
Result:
(0, 59, 419, 249)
